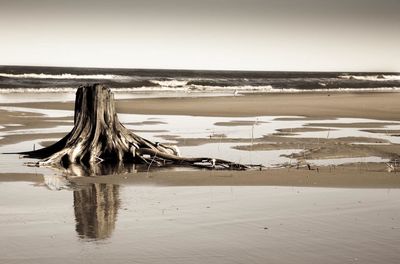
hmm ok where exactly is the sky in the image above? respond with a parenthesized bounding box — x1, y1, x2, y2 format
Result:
(0, 0, 399, 71)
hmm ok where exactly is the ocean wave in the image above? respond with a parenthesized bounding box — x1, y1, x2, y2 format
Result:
(0, 87, 78, 93)
(339, 74, 400, 81)
(150, 79, 189, 87)
(0, 87, 187, 93)
(187, 85, 400, 94)
(0, 72, 132, 80)
(188, 85, 274, 92)
(1, 86, 399, 94)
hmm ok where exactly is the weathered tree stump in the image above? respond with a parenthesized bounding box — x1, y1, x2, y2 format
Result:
(20, 84, 259, 172)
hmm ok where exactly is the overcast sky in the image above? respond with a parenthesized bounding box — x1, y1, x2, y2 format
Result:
(1, 0, 399, 71)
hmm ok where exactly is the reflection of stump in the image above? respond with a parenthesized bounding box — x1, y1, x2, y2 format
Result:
(67, 162, 137, 177)
(20, 84, 256, 171)
(74, 183, 120, 240)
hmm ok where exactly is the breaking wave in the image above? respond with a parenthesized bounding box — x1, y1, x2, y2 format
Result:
(339, 74, 400, 81)
(1, 66, 399, 96)
(1, 86, 399, 94)
(0, 73, 132, 80)
(150, 79, 189, 87)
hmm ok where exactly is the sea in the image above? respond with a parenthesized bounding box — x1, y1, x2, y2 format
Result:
(1, 65, 400, 95)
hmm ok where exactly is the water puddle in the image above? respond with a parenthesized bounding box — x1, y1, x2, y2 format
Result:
(308, 156, 390, 166)
(1, 105, 399, 176)
(0, 106, 73, 118)
(179, 143, 301, 167)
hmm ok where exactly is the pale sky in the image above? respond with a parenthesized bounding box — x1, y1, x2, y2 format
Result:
(1, 0, 399, 71)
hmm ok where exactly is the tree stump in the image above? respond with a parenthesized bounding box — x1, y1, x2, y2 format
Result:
(20, 84, 259, 172)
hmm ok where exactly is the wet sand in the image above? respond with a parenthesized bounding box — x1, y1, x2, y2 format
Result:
(1, 92, 400, 182)
(233, 135, 400, 161)
(1, 92, 400, 263)
(71, 163, 400, 188)
(2, 162, 400, 188)
(3, 92, 400, 120)
(1, 182, 400, 264)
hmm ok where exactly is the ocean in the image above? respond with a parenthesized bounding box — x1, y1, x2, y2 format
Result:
(0, 65, 400, 94)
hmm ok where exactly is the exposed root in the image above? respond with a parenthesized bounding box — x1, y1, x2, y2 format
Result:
(17, 84, 262, 174)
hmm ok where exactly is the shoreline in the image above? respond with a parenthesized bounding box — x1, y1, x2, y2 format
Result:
(2, 162, 400, 188)
(52, 163, 400, 189)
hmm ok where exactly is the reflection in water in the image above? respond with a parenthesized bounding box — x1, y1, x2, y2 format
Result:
(43, 174, 72, 191)
(64, 161, 195, 177)
(73, 183, 120, 240)
(66, 162, 137, 177)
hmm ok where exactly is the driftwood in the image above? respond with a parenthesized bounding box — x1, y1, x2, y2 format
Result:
(20, 84, 260, 173)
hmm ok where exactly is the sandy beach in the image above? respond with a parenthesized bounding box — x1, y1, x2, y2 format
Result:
(6, 92, 400, 120)
(1, 91, 400, 186)
(1, 91, 400, 263)
(3, 0, 400, 261)
(1, 91, 400, 177)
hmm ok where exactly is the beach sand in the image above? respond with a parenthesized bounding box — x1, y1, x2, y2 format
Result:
(1, 92, 400, 263)
(7, 92, 400, 120)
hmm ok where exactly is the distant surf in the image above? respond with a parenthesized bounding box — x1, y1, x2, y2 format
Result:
(0, 65, 399, 95)
(338, 74, 400, 81)
(0, 73, 131, 80)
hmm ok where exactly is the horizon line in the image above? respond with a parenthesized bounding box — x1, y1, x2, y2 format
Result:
(0, 64, 399, 74)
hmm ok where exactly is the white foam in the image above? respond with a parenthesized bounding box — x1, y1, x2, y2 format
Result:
(150, 80, 189, 87)
(339, 74, 400, 81)
(0, 87, 77, 93)
(189, 84, 274, 93)
(188, 85, 400, 94)
(0, 86, 400, 95)
(0, 72, 132, 80)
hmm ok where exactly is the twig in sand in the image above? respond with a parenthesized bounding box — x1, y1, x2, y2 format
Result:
(386, 160, 400, 173)
(147, 152, 158, 173)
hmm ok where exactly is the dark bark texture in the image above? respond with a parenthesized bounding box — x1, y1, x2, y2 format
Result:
(20, 84, 259, 172)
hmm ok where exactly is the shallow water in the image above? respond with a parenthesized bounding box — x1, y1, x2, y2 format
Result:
(3, 104, 400, 142)
(1, 104, 400, 176)
(179, 143, 301, 167)
(0, 91, 241, 103)
(0, 181, 399, 264)
(308, 156, 389, 166)
(122, 114, 400, 144)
